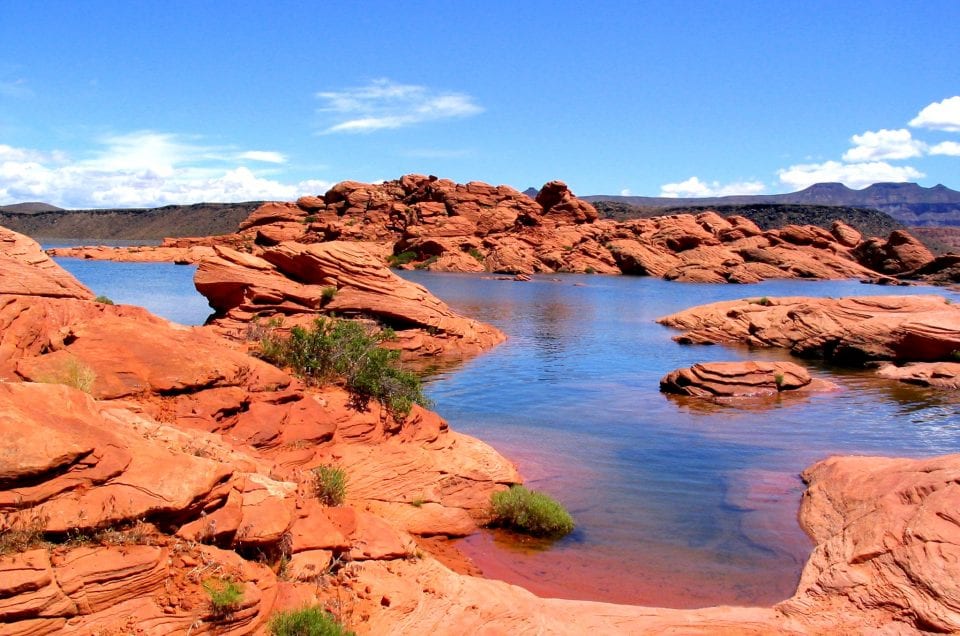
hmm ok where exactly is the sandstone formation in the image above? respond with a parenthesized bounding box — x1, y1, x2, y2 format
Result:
(47, 243, 215, 264)
(44, 175, 937, 284)
(6, 224, 960, 634)
(875, 361, 960, 389)
(194, 240, 505, 359)
(659, 361, 838, 398)
(658, 295, 960, 366)
(781, 453, 960, 633)
(0, 227, 94, 299)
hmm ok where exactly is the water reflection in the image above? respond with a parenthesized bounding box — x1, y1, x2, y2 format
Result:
(402, 272, 960, 608)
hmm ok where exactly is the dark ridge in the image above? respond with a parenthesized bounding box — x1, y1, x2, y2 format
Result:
(593, 201, 904, 239)
(0, 201, 64, 214)
(585, 181, 960, 227)
(0, 201, 264, 240)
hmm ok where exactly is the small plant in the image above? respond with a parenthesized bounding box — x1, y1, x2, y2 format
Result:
(321, 286, 338, 303)
(387, 251, 417, 267)
(950, 349, 960, 361)
(303, 214, 318, 223)
(94, 295, 114, 305)
(203, 577, 244, 616)
(258, 317, 429, 418)
(488, 485, 575, 538)
(584, 266, 596, 274)
(752, 297, 772, 306)
(468, 247, 485, 262)
(37, 356, 97, 394)
(414, 255, 439, 270)
(313, 465, 347, 506)
(774, 372, 785, 390)
(268, 605, 355, 636)
(0, 508, 49, 556)
(410, 497, 426, 508)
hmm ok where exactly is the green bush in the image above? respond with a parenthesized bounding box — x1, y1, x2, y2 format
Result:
(321, 286, 337, 303)
(269, 605, 354, 636)
(313, 465, 347, 506)
(259, 317, 429, 418)
(414, 255, 439, 270)
(387, 250, 416, 267)
(94, 295, 114, 305)
(468, 247, 485, 262)
(203, 578, 243, 616)
(488, 485, 575, 538)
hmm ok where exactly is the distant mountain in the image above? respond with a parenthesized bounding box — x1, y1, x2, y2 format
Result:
(0, 202, 263, 240)
(522, 187, 539, 199)
(0, 201, 64, 214)
(585, 182, 960, 227)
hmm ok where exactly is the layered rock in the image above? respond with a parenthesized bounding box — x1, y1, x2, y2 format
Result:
(658, 295, 960, 366)
(780, 453, 960, 634)
(41, 175, 936, 283)
(0, 227, 94, 299)
(194, 241, 505, 359)
(659, 361, 838, 397)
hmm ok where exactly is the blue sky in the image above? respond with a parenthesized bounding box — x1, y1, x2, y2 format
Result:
(1, 1, 959, 207)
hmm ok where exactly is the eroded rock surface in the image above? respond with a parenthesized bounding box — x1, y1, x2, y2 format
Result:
(660, 361, 838, 397)
(658, 295, 960, 365)
(195, 241, 505, 359)
(43, 175, 937, 283)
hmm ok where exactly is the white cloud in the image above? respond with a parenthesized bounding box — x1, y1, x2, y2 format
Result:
(842, 128, 925, 162)
(0, 133, 330, 208)
(777, 160, 924, 190)
(317, 78, 483, 134)
(238, 150, 287, 164)
(929, 141, 960, 156)
(659, 176, 766, 198)
(909, 96, 960, 132)
(619, 188, 632, 196)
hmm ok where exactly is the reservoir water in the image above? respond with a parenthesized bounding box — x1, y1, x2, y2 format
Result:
(53, 257, 960, 608)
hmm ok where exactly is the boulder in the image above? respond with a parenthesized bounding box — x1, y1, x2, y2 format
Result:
(659, 361, 838, 397)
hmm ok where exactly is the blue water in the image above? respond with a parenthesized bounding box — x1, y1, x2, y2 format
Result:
(54, 257, 212, 326)
(48, 256, 960, 607)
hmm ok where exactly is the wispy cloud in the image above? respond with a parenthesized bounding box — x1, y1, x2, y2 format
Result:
(659, 176, 766, 198)
(238, 150, 287, 164)
(842, 128, 925, 162)
(777, 160, 924, 191)
(0, 78, 32, 98)
(909, 96, 960, 132)
(316, 78, 483, 134)
(0, 132, 328, 208)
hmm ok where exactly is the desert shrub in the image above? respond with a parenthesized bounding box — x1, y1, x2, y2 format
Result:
(38, 357, 97, 393)
(414, 255, 439, 270)
(387, 251, 416, 267)
(468, 247, 485, 262)
(321, 286, 337, 303)
(268, 605, 354, 636)
(752, 297, 772, 306)
(774, 372, 785, 390)
(312, 465, 347, 506)
(488, 485, 575, 538)
(259, 317, 429, 418)
(0, 509, 49, 556)
(94, 295, 114, 305)
(203, 578, 244, 616)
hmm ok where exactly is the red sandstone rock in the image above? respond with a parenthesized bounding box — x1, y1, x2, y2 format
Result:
(779, 453, 960, 633)
(659, 295, 960, 366)
(0, 228, 94, 299)
(659, 361, 838, 397)
(46, 244, 215, 264)
(195, 241, 505, 359)
(875, 361, 960, 389)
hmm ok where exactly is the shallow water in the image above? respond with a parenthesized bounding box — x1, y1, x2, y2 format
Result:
(400, 272, 960, 608)
(48, 256, 960, 608)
